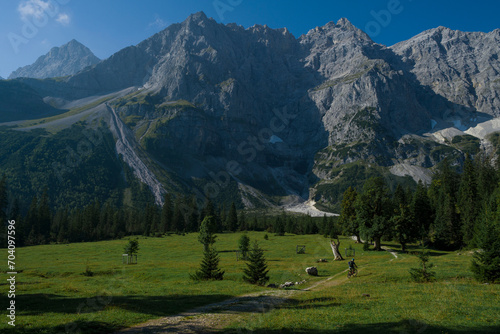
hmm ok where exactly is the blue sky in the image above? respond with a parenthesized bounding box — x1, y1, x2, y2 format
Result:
(1, 0, 499, 78)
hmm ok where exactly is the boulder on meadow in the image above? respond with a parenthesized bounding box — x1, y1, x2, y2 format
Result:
(306, 266, 318, 276)
(280, 282, 295, 288)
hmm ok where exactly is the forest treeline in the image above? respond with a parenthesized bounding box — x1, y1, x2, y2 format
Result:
(0, 178, 336, 247)
(341, 155, 500, 251)
(1, 154, 500, 253)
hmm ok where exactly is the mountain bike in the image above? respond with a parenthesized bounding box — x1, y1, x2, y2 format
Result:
(347, 267, 358, 278)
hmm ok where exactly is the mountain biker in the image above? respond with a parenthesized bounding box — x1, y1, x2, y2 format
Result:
(348, 258, 357, 272)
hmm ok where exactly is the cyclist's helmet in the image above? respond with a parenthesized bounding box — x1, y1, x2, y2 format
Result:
(352, 258, 355, 261)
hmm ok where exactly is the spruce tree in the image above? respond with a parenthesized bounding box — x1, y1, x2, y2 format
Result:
(243, 241, 269, 285)
(355, 177, 392, 251)
(124, 238, 140, 256)
(161, 193, 172, 233)
(187, 196, 199, 232)
(471, 209, 500, 283)
(411, 180, 433, 244)
(0, 175, 8, 224)
(238, 234, 250, 260)
(38, 190, 52, 242)
(227, 202, 238, 232)
(340, 187, 359, 242)
(238, 210, 247, 231)
(172, 196, 185, 233)
(458, 154, 479, 247)
(191, 246, 224, 280)
(391, 185, 416, 252)
(409, 249, 436, 282)
(430, 160, 462, 249)
(198, 215, 217, 252)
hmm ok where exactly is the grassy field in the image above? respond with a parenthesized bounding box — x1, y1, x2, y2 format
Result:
(1, 232, 341, 333)
(223, 241, 500, 334)
(1, 233, 499, 333)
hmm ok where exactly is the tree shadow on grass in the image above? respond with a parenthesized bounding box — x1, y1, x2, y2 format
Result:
(4, 293, 235, 333)
(5, 293, 293, 333)
(12, 321, 119, 334)
(221, 322, 500, 334)
(7, 293, 235, 317)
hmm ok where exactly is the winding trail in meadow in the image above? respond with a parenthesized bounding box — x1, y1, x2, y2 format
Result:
(116, 269, 352, 334)
(116, 247, 395, 333)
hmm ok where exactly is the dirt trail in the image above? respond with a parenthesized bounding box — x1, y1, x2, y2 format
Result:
(116, 269, 350, 334)
(116, 246, 394, 333)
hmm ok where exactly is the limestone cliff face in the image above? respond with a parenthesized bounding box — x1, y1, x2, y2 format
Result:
(10, 13, 500, 205)
(9, 40, 100, 79)
(392, 27, 500, 117)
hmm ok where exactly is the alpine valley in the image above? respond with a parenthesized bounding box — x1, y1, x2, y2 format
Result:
(1, 12, 500, 212)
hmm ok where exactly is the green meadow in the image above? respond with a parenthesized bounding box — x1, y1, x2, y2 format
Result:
(1, 233, 499, 333)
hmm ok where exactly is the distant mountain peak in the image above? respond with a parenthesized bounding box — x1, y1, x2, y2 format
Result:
(8, 40, 100, 79)
(336, 17, 354, 27)
(188, 11, 208, 21)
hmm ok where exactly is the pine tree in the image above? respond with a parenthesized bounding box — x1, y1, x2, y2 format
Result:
(355, 177, 392, 251)
(471, 207, 500, 283)
(243, 241, 269, 285)
(238, 234, 250, 260)
(124, 238, 140, 256)
(340, 187, 359, 242)
(411, 180, 433, 244)
(430, 159, 462, 250)
(198, 215, 217, 252)
(238, 210, 247, 231)
(161, 193, 173, 233)
(191, 246, 224, 280)
(391, 184, 416, 252)
(11, 199, 24, 246)
(409, 249, 436, 282)
(475, 154, 497, 203)
(25, 195, 39, 245)
(458, 154, 479, 247)
(172, 196, 185, 233)
(187, 196, 199, 232)
(227, 202, 238, 232)
(0, 175, 8, 224)
(38, 190, 52, 242)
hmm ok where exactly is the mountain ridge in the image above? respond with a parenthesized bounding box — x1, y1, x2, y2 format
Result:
(1, 12, 499, 211)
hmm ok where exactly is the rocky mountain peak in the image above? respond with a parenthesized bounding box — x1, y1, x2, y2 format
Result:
(183, 11, 216, 29)
(301, 18, 372, 47)
(336, 17, 355, 28)
(9, 39, 100, 79)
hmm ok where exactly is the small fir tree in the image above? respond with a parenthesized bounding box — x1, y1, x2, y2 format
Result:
(409, 250, 436, 282)
(243, 241, 269, 285)
(191, 246, 224, 281)
(124, 238, 139, 256)
(198, 216, 217, 252)
(238, 234, 250, 260)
